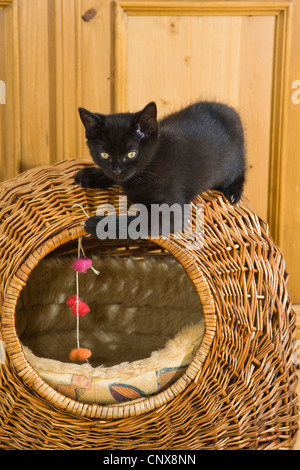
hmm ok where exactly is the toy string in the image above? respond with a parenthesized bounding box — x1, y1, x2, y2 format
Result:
(76, 238, 81, 350)
(76, 268, 80, 350)
(72, 203, 90, 218)
(69, 207, 101, 361)
(75, 236, 100, 351)
(73, 204, 100, 275)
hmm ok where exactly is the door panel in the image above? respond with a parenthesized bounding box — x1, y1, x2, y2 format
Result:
(122, 13, 276, 221)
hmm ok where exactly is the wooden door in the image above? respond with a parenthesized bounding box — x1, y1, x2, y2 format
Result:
(0, 0, 300, 306)
(115, 3, 280, 224)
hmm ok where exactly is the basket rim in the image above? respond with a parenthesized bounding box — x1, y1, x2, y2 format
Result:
(2, 223, 216, 419)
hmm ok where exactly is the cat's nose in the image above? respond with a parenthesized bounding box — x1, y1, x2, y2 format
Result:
(113, 168, 122, 176)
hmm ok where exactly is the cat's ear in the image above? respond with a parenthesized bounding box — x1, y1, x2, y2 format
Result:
(135, 102, 157, 138)
(78, 108, 104, 139)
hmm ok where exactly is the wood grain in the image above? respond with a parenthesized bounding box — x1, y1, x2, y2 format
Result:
(18, 0, 50, 171)
(0, 0, 20, 180)
(0, 0, 299, 303)
(48, 0, 112, 162)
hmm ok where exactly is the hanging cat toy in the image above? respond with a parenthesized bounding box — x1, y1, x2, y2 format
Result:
(66, 206, 100, 362)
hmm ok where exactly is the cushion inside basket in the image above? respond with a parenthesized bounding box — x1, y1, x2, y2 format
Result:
(16, 252, 204, 405)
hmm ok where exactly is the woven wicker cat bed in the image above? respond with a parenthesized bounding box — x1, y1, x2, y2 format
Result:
(0, 159, 298, 450)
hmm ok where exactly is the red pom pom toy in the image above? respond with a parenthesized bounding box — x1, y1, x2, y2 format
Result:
(72, 257, 92, 273)
(66, 295, 90, 317)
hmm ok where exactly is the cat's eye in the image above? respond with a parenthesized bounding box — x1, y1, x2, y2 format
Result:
(100, 152, 110, 160)
(126, 151, 137, 159)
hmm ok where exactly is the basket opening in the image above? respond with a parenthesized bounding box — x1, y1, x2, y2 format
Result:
(15, 236, 205, 405)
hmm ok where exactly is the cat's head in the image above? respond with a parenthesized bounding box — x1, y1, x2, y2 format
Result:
(79, 102, 158, 184)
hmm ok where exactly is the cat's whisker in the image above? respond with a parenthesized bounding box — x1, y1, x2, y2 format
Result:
(134, 170, 161, 185)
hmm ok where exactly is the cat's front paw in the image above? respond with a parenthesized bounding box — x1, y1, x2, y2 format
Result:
(83, 216, 98, 238)
(74, 167, 94, 188)
(74, 167, 113, 190)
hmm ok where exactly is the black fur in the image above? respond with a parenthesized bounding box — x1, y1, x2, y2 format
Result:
(75, 101, 245, 238)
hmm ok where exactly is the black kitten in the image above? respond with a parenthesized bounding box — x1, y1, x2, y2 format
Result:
(75, 101, 245, 238)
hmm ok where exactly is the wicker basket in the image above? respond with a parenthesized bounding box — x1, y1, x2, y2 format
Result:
(0, 159, 298, 450)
